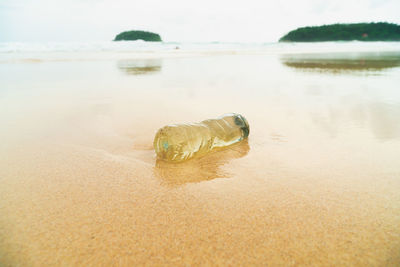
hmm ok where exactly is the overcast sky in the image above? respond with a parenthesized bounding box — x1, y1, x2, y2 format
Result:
(1, 0, 399, 42)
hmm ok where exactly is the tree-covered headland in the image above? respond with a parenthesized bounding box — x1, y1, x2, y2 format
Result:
(114, 30, 162, 42)
(279, 22, 400, 42)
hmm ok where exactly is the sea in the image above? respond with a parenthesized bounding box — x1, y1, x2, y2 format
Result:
(1, 41, 400, 62)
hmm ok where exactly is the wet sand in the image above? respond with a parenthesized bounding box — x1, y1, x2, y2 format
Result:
(1, 51, 400, 265)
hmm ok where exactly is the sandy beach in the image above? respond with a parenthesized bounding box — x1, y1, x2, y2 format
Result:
(1, 45, 400, 265)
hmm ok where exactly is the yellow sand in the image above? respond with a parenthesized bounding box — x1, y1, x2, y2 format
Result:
(1, 52, 400, 266)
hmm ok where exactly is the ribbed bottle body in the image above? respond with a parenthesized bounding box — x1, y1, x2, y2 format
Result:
(154, 113, 249, 162)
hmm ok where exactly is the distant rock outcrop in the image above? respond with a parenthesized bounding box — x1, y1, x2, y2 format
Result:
(279, 22, 400, 42)
(114, 30, 162, 42)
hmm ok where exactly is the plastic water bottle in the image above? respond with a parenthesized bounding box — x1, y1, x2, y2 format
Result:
(153, 113, 250, 162)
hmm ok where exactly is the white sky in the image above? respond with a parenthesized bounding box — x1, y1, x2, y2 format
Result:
(1, 0, 399, 42)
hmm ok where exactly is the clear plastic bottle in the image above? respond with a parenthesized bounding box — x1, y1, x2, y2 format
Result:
(153, 113, 250, 162)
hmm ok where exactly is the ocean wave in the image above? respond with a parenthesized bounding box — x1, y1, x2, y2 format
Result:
(1, 41, 400, 63)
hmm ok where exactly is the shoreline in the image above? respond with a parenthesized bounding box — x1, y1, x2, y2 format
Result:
(1, 41, 400, 63)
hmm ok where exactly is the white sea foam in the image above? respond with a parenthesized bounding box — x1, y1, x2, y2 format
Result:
(1, 41, 400, 62)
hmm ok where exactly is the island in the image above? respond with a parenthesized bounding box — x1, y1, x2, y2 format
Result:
(279, 22, 400, 42)
(114, 30, 162, 42)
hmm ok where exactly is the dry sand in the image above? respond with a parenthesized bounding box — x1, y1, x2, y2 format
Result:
(1, 52, 400, 266)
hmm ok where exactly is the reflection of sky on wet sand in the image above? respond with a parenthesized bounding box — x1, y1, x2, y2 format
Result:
(310, 101, 400, 141)
(367, 103, 400, 140)
(117, 59, 162, 75)
(278, 52, 400, 142)
(281, 51, 400, 75)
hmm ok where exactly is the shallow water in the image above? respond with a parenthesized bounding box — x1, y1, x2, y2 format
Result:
(1, 48, 400, 265)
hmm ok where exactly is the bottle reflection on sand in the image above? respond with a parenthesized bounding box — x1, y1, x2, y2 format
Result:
(154, 140, 250, 186)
